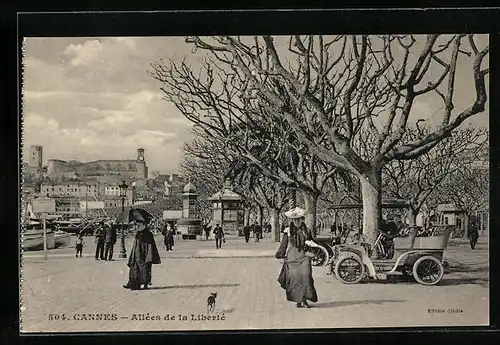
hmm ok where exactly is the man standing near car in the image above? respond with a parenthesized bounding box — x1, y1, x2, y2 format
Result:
(104, 223, 117, 261)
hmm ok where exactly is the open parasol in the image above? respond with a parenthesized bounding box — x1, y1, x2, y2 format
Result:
(115, 208, 154, 225)
(284, 207, 307, 219)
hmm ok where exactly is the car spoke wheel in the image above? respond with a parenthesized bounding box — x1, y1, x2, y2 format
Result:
(413, 256, 444, 286)
(309, 246, 329, 267)
(334, 256, 365, 284)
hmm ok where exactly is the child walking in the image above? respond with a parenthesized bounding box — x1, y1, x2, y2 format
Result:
(75, 234, 85, 258)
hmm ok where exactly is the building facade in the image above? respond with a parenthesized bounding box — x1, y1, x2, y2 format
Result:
(104, 185, 121, 196)
(436, 203, 469, 237)
(208, 180, 243, 237)
(54, 197, 81, 216)
(40, 182, 99, 198)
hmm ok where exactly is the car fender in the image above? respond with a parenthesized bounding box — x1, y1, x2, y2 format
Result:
(337, 246, 377, 279)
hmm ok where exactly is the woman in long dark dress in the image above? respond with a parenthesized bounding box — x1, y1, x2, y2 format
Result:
(276, 219, 318, 308)
(123, 221, 161, 290)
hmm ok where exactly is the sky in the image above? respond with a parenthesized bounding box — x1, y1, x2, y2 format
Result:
(22, 35, 489, 175)
(22, 37, 199, 174)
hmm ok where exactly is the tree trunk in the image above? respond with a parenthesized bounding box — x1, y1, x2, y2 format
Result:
(303, 191, 319, 238)
(269, 208, 280, 242)
(244, 209, 250, 227)
(360, 169, 382, 245)
(408, 208, 417, 226)
(257, 205, 264, 226)
(288, 189, 297, 209)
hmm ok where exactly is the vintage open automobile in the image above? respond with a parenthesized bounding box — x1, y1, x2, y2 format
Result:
(328, 225, 455, 286)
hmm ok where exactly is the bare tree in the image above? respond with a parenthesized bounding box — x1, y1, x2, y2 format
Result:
(438, 154, 489, 227)
(227, 160, 291, 241)
(383, 125, 488, 225)
(177, 35, 488, 243)
(179, 124, 237, 224)
(150, 55, 353, 235)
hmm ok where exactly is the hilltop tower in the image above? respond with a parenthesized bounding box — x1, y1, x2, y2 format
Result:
(137, 148, 145, 162)
(28, 145, 43, 167)
(135, 148, 148, 179)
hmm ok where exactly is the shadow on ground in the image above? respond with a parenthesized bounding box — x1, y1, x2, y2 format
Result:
(439, 277, 489, 288)
(215, 308, 235, 314)
(449, 264, 489, 274)
(314, 299, 405, 308)
(148, 283, 240, 290)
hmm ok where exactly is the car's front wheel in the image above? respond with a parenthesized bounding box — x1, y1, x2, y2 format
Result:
(335, 256, 365, 284)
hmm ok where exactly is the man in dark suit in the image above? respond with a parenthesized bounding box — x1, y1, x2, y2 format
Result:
(95, 222, 106, 261)
(253, 222, 262, 243)
(104, 224, 118, 261)
(204, 225, 211, 241)
(467, 221, 479, 250)
(213, 224, 224, 249)
(243, 225, 251, 243)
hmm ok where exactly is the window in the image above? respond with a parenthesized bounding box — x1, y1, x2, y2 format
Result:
(456, 218, 462, 229)
(224, 210, 238, 221)
(444, 216, 449, 225)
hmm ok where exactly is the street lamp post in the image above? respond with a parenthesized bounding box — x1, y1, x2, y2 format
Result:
(131, 181, 136, 206)
(119, 180, 129, 259)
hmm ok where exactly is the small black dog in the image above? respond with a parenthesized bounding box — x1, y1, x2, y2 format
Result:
(207, 292, 217, 313)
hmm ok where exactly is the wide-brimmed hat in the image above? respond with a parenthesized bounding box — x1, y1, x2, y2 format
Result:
(284, 207, 307, 219)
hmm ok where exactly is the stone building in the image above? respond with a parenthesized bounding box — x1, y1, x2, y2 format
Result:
(46, 148, 148, 180)
(436, 203, 469, 237)
(40, 181, 99, 198)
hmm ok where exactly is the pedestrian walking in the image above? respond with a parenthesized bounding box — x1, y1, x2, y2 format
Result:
(467, 221, 479, 250)
(75, 233, 84, 258)
(253, 222, 262, 243)
(104, 224, 117, 261)
(123, 220, 161, 290)
(213, 224, 224, 249)
(276, 207, 318, 308)
(243, 225, 251, 243)
(204, 225, 211, 241)
(163, 223, 174, 251)
(94, 222, 105, 261)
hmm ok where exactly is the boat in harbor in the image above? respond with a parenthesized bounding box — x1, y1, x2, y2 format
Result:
(23, 228, 56, 251)
(22, 217, 57, 251)
(52, 218, 86, 234)
(54, 230, 72, 248)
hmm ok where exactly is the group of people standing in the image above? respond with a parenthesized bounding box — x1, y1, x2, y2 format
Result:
(93, 222, 118, 261)
(75, 222, 118, 260)
(243, 222, 270, 243)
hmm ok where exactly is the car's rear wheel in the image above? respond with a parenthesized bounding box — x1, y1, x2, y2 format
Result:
(413, 256, 444, 286)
